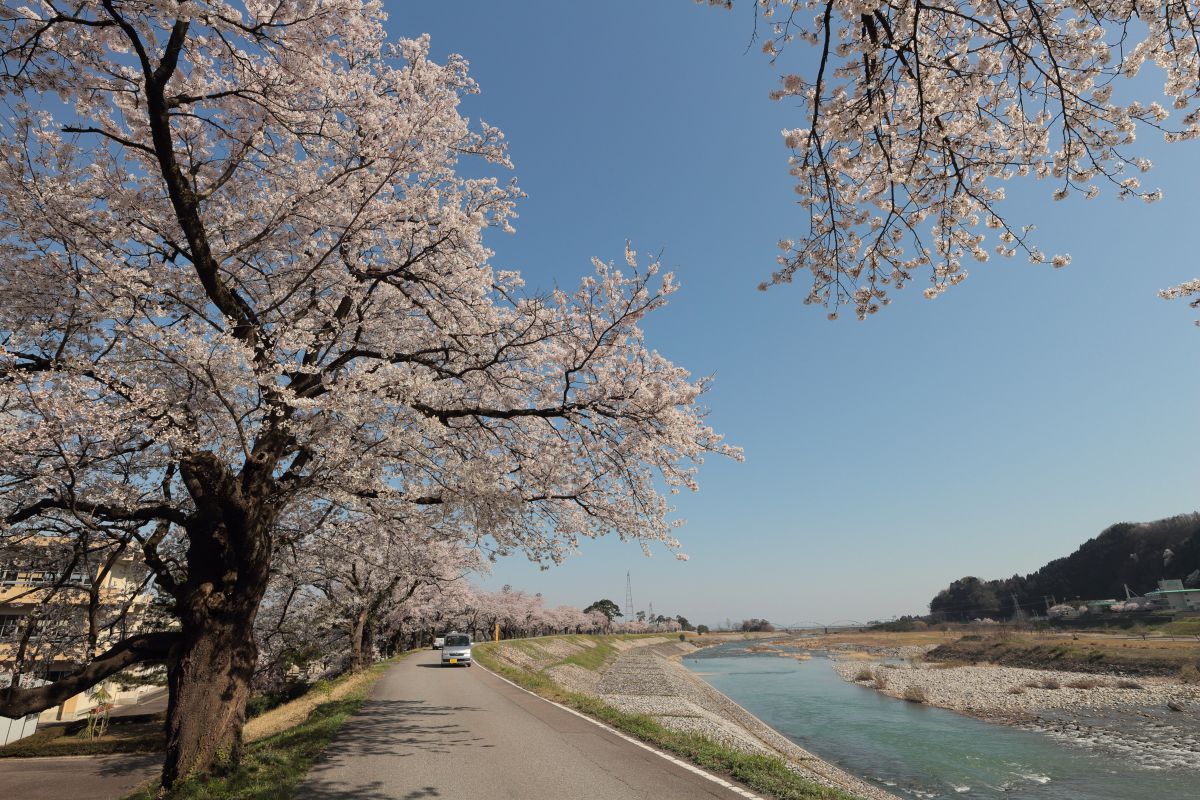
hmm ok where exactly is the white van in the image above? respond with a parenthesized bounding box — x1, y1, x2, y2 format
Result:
(440, 633, 472, 666)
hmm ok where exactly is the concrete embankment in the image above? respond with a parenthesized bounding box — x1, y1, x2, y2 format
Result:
(482, 635, 895, 800)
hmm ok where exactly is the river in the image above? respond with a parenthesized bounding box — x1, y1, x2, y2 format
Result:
(682, 643, 1196, 799)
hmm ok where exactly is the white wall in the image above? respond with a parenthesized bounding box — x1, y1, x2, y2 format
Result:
(0, 712, 38, 746)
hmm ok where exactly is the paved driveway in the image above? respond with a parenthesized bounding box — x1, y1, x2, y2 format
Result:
(0, 753, 159, 800)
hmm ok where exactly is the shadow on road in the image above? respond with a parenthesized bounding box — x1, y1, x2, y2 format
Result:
(300, 778, 395, 800)
(96, 753, 161, 778)
(0, 753, 161, 800)
(415, 664, 471, 669)
(332, 698, 486, 756)
(301, 698, 486, 798)
(301, 783, 443, 800)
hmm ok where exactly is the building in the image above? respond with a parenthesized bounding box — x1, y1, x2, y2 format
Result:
(1145, 579, 1200, 613)
(1, 542, 157, 726)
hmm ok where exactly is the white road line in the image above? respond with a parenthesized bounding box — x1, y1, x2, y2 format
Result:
(476, 661, 763, 800)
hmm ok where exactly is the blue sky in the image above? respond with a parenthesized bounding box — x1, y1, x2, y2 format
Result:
(393, 2, 1200, 626)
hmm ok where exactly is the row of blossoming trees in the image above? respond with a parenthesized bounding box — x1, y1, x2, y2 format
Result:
(0, 1, 732, 789)
(258, 575, 683, 688)
(254, 533, 682, 689)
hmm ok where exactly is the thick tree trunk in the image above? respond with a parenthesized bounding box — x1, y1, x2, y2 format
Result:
(349, 608, 371, 673)
(162, 607, 259, 786)
(360, 619, 376, 669)
(159, 451, 278, 788)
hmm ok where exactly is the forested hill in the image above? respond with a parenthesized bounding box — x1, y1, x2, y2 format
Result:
(930, 513, 1200, 620)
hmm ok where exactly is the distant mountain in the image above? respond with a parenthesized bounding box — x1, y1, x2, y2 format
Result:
(930, 513, 1200, 620)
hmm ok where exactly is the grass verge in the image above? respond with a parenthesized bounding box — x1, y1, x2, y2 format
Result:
(558, 637, 617, 672)
(473, 641, 853, 800)
(1163, 619, 1200, 637)
(0, 720, 163, 758)
(1, 661, 389, 761)
(926, 632, 1200, 677)
(121, 655, 403, 800)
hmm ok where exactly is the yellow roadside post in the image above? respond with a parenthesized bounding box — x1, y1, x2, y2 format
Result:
(494, 622, 500, 642)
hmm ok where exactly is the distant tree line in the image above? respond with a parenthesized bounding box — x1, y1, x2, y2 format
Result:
(929, 514, 1200, 621)
(580, 599, 695, 632)
(739, 618, 775, 632)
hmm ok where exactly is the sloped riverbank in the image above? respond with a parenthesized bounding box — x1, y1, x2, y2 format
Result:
(595, 641, 895, 799)
(479, 634, 892, 799)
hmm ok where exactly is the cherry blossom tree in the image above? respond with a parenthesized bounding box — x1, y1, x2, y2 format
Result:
(427, 586, 612, 640)
(708, 0, 1200, 319)
(254, 510, 478, 681)
(0, 1, 735, 786)
(277, 501, 481, 672)
(380, 578, 474, 651)
(253, 572, 333, 689)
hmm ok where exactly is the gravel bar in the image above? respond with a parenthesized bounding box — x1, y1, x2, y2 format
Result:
(830, 656, 1200, 771)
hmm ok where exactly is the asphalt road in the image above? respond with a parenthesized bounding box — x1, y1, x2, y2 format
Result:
(299, 649, 756, 800)
(0, 753, 160, 800)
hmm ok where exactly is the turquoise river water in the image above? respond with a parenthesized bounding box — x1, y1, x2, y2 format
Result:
(682, 644, 1196, 799)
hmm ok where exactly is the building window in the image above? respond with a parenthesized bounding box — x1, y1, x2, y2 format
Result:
(0, 563, 90, 587)
(0, 614, 24, 637)
(30, 570, 56, 585)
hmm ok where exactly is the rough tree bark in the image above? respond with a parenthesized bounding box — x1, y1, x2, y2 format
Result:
(163, 610, 259, 783)
(157, 453, 278, 785)
(348, 608, 373, 674)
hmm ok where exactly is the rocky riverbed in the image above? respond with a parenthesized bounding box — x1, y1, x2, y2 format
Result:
(829, 655, 1200, 771)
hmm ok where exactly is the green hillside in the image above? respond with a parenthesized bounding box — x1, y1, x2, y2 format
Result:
(930, 513, 1200, 620)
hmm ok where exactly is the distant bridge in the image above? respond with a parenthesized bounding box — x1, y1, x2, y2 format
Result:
(780, 619, 868, 634)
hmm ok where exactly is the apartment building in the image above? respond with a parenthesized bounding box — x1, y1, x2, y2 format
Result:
(0, 542, 156, 724)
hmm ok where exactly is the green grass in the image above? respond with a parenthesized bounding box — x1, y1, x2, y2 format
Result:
(473, 641, 852, 800)
(482, 633, 646, 675)
(499, 637, 543, 655)
(558, 639, 616, 672)
(928, 633, 1200, 676)
(1163, 619, 1200, 637)
(0, 721, 163, 758)
(121, 659, 396, 800)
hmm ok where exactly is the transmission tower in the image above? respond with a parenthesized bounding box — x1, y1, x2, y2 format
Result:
(649, 602, 655, 622)
(1011, 593, 1025, 625)
(624, 572, 634, 620)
